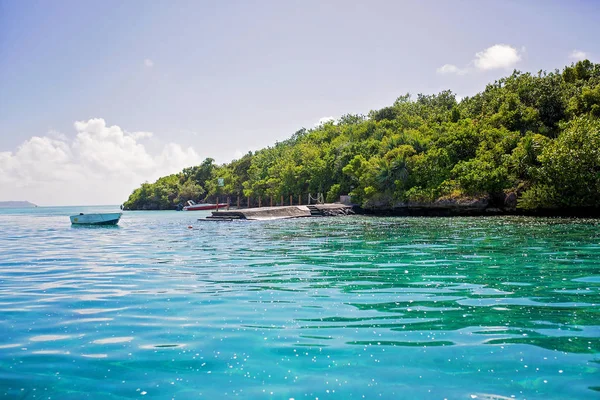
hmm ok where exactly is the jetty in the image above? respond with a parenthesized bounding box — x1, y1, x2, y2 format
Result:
(203, 203, 354, 221)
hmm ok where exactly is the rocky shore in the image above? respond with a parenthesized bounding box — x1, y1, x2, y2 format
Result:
(356, 194, 600, 217)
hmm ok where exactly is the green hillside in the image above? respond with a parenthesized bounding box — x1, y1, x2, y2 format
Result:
(123, 60, 600, 213)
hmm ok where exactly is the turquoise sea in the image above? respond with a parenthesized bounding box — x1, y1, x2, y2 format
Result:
(0, 206, 598, 399)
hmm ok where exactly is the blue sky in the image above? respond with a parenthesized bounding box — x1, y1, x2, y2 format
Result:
(0, 0, 599, 205)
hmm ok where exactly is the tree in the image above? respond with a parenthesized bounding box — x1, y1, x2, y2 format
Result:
(176, 180, 205, 204)
(519, 117, 600, 209)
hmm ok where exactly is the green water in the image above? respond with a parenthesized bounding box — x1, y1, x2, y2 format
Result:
(0, 208, 598, 399)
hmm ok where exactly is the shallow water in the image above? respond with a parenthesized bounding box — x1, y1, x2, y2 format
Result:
(0, 207, 598, 399)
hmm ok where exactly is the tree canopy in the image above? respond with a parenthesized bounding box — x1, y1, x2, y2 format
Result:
(123, 61, 600, 212)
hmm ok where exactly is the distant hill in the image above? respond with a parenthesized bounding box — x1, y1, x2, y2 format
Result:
(0, 201, 38, 208)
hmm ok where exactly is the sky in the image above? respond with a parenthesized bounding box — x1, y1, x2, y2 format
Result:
(1, 0, 599, 206)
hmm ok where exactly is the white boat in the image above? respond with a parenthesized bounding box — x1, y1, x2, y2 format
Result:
(70, 212, 122, 225)
(183, 200, 228, 211)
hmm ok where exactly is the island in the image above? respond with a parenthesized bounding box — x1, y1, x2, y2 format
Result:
(0, 201, 38, 208)
(123, 60, 600, 216)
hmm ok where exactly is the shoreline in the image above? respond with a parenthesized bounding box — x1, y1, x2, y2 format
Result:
(193, 203, 600, 221)
(356, 207, 600, 218)
(121, 204, 600, 218)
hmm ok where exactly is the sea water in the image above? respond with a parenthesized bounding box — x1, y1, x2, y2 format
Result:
(0, 207, 598, 399)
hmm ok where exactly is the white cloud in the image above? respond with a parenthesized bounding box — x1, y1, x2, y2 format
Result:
(315, 116, 337, 127)
(144, 59, 154, 67)
(436, 64, 467, 75)
(437, 44, 522, 75)
(47, 129, 68, 141)
(474, 44, 521, 70)
(129, 131, 153, 140)
(569, 50, 588, 61)
(0, 118, 203, 205)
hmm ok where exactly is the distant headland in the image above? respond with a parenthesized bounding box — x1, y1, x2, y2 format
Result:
(0, 201, 38, 208)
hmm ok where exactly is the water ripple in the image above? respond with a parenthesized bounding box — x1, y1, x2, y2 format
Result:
(0, 209, 598, 399)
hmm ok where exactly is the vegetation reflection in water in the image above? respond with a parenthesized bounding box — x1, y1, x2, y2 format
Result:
(0, 210, 598, 399)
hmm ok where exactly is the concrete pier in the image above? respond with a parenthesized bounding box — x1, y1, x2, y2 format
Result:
(203, 204, 354, 221)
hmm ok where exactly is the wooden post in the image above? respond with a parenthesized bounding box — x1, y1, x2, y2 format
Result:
(227, 196, 230, 210)
(247, 196, 250, 208)
(290, 195, 293, 206)
(280, 195, 283, 206)
(258, 196, 261, 208)
(298, 194, 301, 205)
(270, 196, 273, 207)
(237, 196, 240, 208)
(216, 197, 219, 212)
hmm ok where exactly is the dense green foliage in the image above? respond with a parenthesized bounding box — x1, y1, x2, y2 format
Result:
(123, 61, 600, 211)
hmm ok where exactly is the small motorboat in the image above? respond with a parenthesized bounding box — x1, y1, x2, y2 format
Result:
(70, 212, 122, 225)
(183, 200, 228, 211)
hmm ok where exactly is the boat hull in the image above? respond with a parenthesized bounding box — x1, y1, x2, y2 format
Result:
(70, 212, 122, 225)
(183, 203, 228, 211)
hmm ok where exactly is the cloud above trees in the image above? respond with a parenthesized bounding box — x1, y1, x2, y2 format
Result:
(0, 118, 202, 205)
(437, 44, 523, 75)
(315, 116, 337, 127)
(569, 50, 588, 61)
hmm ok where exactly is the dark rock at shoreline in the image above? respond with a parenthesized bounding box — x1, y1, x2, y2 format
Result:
(356, 195, 600, 218)
(503, 192, 518, 209)
(360, 196, 491, 216)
